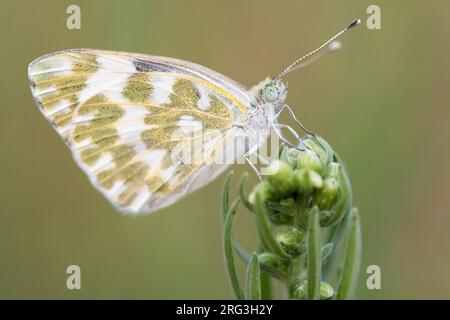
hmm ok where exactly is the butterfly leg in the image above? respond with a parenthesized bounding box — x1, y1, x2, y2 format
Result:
(274, 103, 286, 118)
(244, 152, 263, 181)
(274, 123, 301, 141)
(275, 103, 315, 136)
(272, 124, 305, 152)
(243, 143, 271, 181)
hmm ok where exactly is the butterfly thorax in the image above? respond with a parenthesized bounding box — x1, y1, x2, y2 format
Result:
(243, 105, 274, 151)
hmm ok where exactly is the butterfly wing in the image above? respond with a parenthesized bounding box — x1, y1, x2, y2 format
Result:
(29, 49, 251, 214)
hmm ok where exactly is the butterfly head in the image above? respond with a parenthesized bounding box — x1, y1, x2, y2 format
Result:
(250, 77, 288, 110)
(263, 78, 288, 105)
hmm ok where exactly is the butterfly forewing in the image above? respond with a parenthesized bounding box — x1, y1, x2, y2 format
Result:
(29, 49, 250, 213)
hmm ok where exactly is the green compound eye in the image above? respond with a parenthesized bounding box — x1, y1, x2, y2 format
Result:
(264, 85, 280, 102)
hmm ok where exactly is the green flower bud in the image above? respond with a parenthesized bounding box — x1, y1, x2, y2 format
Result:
(249, 180, 273, 204)
(290, 279, 307, 299)
(266, 160, 295, 196)
(267, 211, 294, 225)
(266, 197, 296, 225)
(301, 136, 333, 169)
(279, 147, 301, 169)
(278, 196, 296, 208)
(315, 177, 341, 210)
(297, 149, 323, 173)
(294, 168, 323, 192)
(257, 252, 287, 279)
(320, 282, 334, 300)
(257, 252, 278, 267)
(319, 210, 333, 225)
(321, 165, 353, 227)
(290, 280, 334, 300)
(326, 162, 340, 179)
(276, 227, 304, 256)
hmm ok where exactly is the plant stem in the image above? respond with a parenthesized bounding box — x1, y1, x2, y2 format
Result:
(307, 207, 321, 300)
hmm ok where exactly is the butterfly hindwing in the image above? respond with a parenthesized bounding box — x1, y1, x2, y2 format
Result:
(29, 49, 250, 213)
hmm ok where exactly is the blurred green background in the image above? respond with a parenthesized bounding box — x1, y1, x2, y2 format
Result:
(1, 0, 449, 299)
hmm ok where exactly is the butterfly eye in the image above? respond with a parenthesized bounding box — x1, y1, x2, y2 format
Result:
(263, 85, 280, 102)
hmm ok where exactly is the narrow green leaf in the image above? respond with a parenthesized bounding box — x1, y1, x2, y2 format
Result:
(321, 243, 334, 263)
(255, 193, 290, 259)
(245, 252, 262, 300)
(232, 240, 252, 264)
(307, 207, 321, 300)
(260, 270, 272, 300)
(222, 171, 234, 221)
(322, 210, 351, 283)
(238, 172, 255, 211)
(336, 208, 362, 300)
(325, 209, 350, 245)
(222, 171, 253, 265)
(223, 198, 244, 300)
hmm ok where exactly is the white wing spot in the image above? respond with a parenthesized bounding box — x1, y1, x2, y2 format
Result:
(180, 115, 193, 120)
(73, 137, 93, 149)
(134, 141, 147, 153)
(196, 84, 211, 110)
(161, 165, 177, 181)
(178, 115, 202, 133)
(129, 187, 151, 213)
(46, 99, 72, 117)
(123, 105, 149, 117)
(91, 153, 114, 172)
(73, 113, 95, 124)
(150, 75, 175, 105)
(106, 180, 125, 197)
(77, 55, 134, 103)
(168, 173, 181, 186)
(116, 119, 156, 154)
(29, 59, 72, 76)
(143, 149, 167, 169)
(34, 84, 57, 96)
(116, 119, 149, 140)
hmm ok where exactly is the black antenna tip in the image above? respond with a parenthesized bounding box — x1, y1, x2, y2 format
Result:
(348, 19, 361, 29)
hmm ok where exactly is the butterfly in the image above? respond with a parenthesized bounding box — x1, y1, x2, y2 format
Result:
(28, 19, 360, 215)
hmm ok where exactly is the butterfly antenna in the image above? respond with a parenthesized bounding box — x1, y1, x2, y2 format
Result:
(274, 19, 361, 80)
